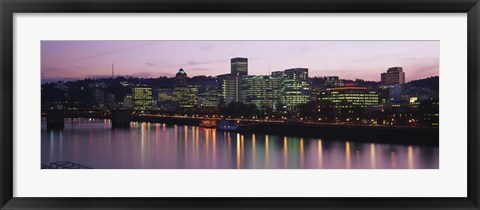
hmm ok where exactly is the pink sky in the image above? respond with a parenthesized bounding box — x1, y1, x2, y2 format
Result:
(41, 40, 439, 82)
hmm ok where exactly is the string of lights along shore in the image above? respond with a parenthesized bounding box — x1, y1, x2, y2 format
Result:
(43, 56, 439, 127)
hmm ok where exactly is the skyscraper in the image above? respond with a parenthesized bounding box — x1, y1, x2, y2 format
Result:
(245, 75, 280, 110)
(231, 57, 248, 76)
(219, 74, 241, 104)
(381, 67, 405, 85)
(174, 68, 198, 111)
(198, 79, 221, 109)
(175, 68, 188, 87)
(218, 57, 249, 105)
(275, 68, 311, 109)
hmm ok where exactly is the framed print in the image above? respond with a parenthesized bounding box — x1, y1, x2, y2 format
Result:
(1, 0, 479, 209)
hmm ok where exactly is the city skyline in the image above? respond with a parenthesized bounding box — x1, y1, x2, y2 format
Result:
(41, 40, 439, 83)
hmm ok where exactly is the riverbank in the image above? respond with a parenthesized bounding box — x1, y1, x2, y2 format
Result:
(130, 116, 438, 146)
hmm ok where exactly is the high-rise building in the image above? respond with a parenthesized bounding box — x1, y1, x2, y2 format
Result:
(132, 86, 152, 110)
(175, 85, 198, 111)
(157, 88, 178, 111)
(198, 79, 221, 109)
(274, 68, 311, 109)
(231, 57, 248, 76)
(173, 68, 198, 111)
(176, 68, 188, 87)
(219, 74, 241, 104)
(218, 57, 249, 105)
(381, 67, 405, 85)
(245, 75, 280, 110)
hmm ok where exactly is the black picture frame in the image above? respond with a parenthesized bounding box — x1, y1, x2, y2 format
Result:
(1, 0, 479, 209)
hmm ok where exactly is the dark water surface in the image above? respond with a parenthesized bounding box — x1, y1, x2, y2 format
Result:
(41, 119, 439, 169)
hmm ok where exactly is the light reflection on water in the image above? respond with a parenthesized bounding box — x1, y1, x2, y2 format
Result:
(41, 119, 439, 169)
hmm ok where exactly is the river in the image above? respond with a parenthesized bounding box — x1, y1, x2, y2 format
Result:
(41, 118, 439, 169)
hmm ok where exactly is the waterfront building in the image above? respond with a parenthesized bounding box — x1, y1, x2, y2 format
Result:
(388, 84, 404, 102)
(409, 96, 420, 109)
(219, 74, 241, 104)
(420, 98, 439, 126)
(231, 57, 248, 76)
(319, 87, 379, 108)
(274, 68, 311, 109)
(157, 88, 178, 111)
(123, 94, 133, 109)
(106, 93, 115, 108)
(198, 80, 221, 109)
(175, 85, 198, 111)
(173, 68, 198, 111)
(216, 57, 249, 104)
(93, 88, 105, 106)
(245, 75, 280, 110)
(381, 67, 405, 85)
(217, 57, 248, 105)
(132, 86, 153, 110)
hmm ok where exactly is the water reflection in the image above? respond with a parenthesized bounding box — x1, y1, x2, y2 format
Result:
(41, 119, 439, 169)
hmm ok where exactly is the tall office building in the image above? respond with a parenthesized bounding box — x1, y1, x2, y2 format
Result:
(157, 88, 178, 111)
(198, 80, 221, 109)
(219, 74, 241, 104)
(132, 86, 153, 110)
(175, 85, 198, 111)
(274, 68, 311, 109)
(381, 67, 405, 85)
(245, 75, 280, 110)
(231, 57, 248, 76)
(175, 68, 188, 87)
(173, 68, 198, 111)
(217, 57, 249, 105)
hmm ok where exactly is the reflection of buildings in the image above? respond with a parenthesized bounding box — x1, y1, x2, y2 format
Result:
(273, 68, 311, 109)
(245, 75, 280, 110)
(381, 67, 405, 85)
(133, 86, 152, 110)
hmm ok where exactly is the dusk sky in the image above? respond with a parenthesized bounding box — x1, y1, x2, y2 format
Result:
(41, 40, 439, 83)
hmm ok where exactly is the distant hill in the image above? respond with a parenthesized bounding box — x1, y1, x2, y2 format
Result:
(407, 76, 439, 92)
